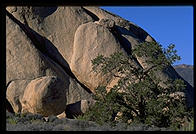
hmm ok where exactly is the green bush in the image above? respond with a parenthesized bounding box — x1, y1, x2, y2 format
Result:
(7, 118, 17, 125)
(77, 41, 193, 130)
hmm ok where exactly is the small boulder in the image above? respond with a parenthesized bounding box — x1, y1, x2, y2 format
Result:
(96, 18, 115, 29)
(21, 76, 67, 116)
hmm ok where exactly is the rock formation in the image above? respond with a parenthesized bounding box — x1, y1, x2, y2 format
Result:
(6, 6, 194, 117)
(174, 64, 194, 87)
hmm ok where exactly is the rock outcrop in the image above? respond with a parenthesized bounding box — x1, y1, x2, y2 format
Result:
(174, 64, 194, 87)
(21, 76, 67, 116)
(6, 8, 93, 116)
(70, 21, 123, 93)
(6, 6, 194, 117)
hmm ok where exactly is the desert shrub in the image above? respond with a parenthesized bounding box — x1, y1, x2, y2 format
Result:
(77, 41, 193, 130)
(7, 118, 17, 125)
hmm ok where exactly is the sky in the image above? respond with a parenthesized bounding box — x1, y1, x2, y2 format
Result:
(100, 6, 194, 65)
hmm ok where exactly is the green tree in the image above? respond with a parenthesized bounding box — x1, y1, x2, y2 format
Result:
(78, 41, 193, 129)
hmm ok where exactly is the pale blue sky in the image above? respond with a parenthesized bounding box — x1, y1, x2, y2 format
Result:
(101, 6, 194, 65)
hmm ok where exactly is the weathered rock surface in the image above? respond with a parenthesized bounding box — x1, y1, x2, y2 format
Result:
(6, 11, 93, 116)
(21, 76, 67, 116)
(6, 14, 70, 84)
(82, 7, 193, 107)
(66, 78, 93, 105)
(6, 6, 194, 118)
(6, 6, 95, 64)
(65, 99, 96, 118)
(71, 21, 123, 93)
(6, 80, 31, 113)
(174, 64, 194, 87)
(83, 6, 155, 42)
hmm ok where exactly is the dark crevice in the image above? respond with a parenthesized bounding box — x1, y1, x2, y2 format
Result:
(6, 10, 92, 94)
(22, 14, 29, 27)
(65, 101, 82, 119)
(111, 27, 132, 54)
(32, 7, 58, 18)
(81, 7, 99, 21)
(74, 79, 92, 94)
(110, 26, 143, 69)
(6, 80, 14, 90)
(6, 99, 15, 113)
(128, 23, 156, 42)
(6, 10, 48, 55)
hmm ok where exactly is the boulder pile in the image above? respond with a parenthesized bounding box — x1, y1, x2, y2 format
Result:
(6, 6, 194, 118)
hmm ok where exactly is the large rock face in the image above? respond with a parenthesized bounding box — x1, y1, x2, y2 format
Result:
(6, 6, 194, 117)
(71, 21, 123, 92)
(6, 15, 69, 84)
(6, 7, 94, 64)
(6, 9, 93, 116)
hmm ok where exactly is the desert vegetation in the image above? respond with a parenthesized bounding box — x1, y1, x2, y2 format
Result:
(6, 6, 193, 131)
(7, 110, 173, 131)
(77, 41, 194, 131)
